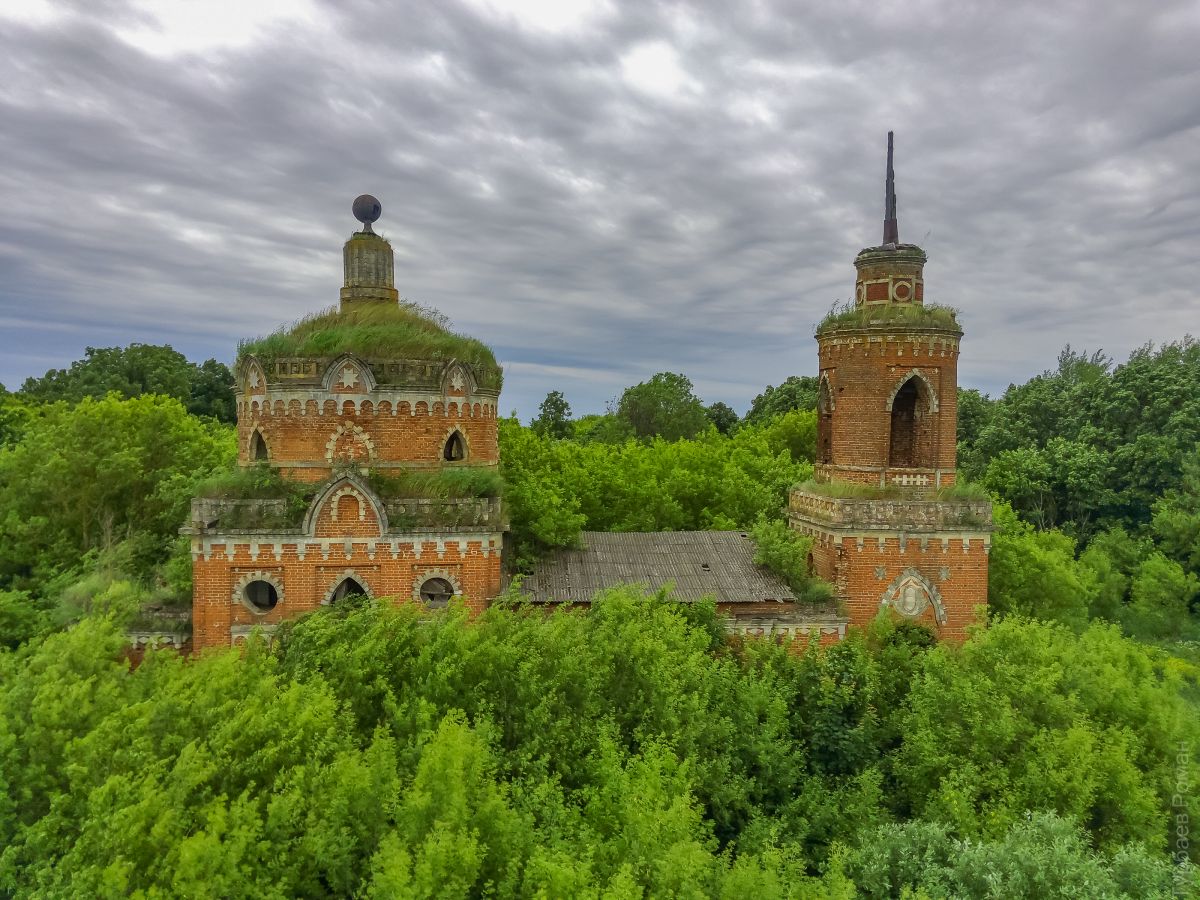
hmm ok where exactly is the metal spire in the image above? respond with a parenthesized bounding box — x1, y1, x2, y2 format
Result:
(883, 131, 899, 246)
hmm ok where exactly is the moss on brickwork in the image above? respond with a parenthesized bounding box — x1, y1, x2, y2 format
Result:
(816, 301, 960, 336)
(239, 302, 502, 389)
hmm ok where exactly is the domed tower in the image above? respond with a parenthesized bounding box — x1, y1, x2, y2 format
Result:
(789, 136, 991, 641)
(187, 196, 506, 650)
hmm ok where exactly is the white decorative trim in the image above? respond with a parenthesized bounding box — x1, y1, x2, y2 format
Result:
(817, 372, 835, 413)
(242, 358, 266, 393)
(322, 569, 374, 604)
(329, 485, 367, 522)
(440, 425, 470, 462)
(441, 360, 477, 395)
(232, 388, 498, 416)
(194, 533, 502, 562)
(232, 570, 284, 615)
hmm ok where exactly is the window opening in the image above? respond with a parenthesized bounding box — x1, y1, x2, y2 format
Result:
(443, 431, 465, 462)
(251, 430, 268, 461)
(889, 380, 920, 468)
(817, 380, 834, 465)
(329, 577, 367, 603)
(419, 577, 455, 608)
(244, 579, 278, 612)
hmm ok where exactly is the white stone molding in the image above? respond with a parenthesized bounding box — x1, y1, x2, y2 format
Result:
(440, 425, 470, 462)
(412, 567, 463, 602)
(440, 360, 477, 395)
(303, 474, 389, 536)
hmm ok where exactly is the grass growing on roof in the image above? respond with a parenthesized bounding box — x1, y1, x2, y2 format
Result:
(366, 466, 504, 500)
(816, 301, 960, 335)
(794, 478, 991, 501)
(238, 302, 502, 389)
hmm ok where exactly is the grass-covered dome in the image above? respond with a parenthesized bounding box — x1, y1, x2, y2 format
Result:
(238, 302, 502, 390)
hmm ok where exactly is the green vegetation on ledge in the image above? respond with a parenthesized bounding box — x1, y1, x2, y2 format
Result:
(238, 302, 503, 389)
(365, 466, 504, 500)
(795, 478, 989, 501)
(816, 301, 960, 335)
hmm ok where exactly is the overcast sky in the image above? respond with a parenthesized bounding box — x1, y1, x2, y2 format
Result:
(1, 0, 1198, 418)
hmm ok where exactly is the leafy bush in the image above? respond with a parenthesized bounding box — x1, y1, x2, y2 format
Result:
(750, 518, 831, 603)
(1, 596, 1193, 896)
(499, 410, 817, 564)
(0, 394, 235, 592)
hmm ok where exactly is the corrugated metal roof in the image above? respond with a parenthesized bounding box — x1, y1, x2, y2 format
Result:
(522, 531, 797, 605)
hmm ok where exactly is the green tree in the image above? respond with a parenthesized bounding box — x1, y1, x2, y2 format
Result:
(744, 376, 819, 424)
(987, 502, 1093, 628)
(705, 401, 739, 435)
(892, 617, 1199, 854)
(616, 372, 709, 441)
(0, 394, 235, 590)
(531, 390, 572, 439)
(0, 385, 32, 447)
(1125, 552, 1200, 641)
(848, 813, 1185, 899)
(1152, 449, 1200, 575)
(955, 387, 994, 459)
(20, 344, 237, 423)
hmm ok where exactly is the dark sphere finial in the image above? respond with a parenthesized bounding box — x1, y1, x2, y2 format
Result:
(352, 194, 382, 233)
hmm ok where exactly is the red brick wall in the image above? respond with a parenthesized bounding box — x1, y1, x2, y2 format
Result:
(192, 536, 503, 650)
(816, 329, 960, 488)
(238, 396, 499, 483)
(802, 528, 987, 643)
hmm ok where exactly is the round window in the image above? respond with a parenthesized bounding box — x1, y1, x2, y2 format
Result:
(244, 579, 279, 613)
(419, 577, 455, 608)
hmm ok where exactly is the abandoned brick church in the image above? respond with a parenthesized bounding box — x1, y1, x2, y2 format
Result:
(184, 135, 990, 651)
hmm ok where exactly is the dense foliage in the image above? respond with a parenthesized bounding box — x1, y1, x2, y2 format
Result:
(0, 394, 234, 593)
(19, 344, 236, 422)
(499, 408, 816, 567)
(3, 341, 1200, 896)
(964, 342, 1200, 537)
(0, 596, 1194, 897)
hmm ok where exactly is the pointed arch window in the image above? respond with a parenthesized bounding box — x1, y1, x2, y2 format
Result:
(251, 429, 269, 461)
(443, 430, 466, 462)
(889, 377, 934, 468)
(817, 379, 834, 465)
(329, 576, 367, 604)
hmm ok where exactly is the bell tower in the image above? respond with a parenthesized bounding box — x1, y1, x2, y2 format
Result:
(792, 134, 991, 641)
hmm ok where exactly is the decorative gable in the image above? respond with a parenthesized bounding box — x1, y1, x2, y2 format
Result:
(304, 475, 387, 538)
(322, 354, 376, 393)
(441, 361, 476, 397)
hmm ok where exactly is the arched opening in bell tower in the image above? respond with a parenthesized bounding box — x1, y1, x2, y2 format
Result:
(251, 429, 269, 461)
(889, 376, 933, 468)
(817, 379, 834, 464)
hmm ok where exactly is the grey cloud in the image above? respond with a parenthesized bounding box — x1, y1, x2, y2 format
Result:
(1, 0, 1198, 413)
